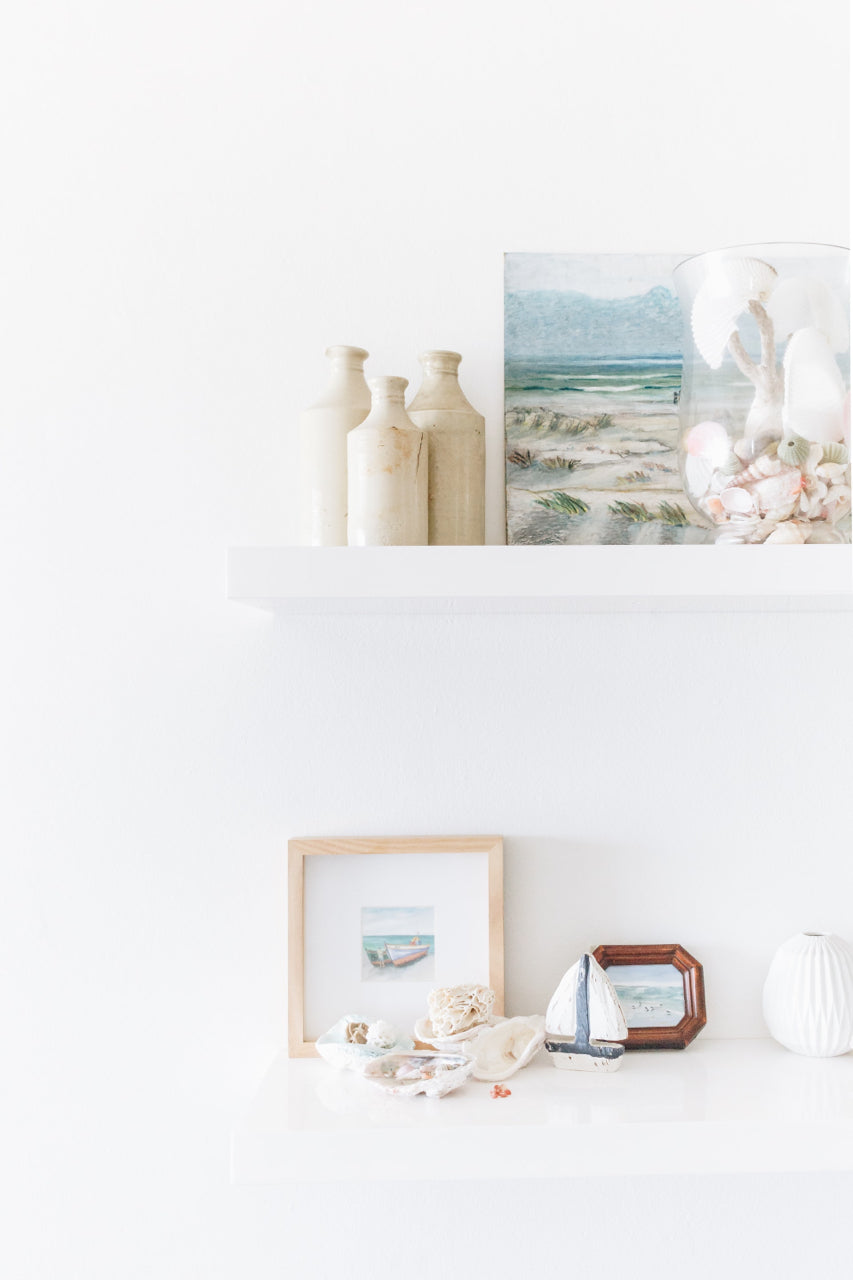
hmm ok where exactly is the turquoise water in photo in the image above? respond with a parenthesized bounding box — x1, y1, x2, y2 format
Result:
(361, 935, 435, 984)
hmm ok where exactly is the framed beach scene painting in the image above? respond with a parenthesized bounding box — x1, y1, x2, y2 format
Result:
(288, 836, 504, 1056)
(592, 943, 707, 1050)
(505, 252, 714, 545)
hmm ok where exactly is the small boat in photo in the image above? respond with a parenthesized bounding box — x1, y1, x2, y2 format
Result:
(384, 936, 430, 967)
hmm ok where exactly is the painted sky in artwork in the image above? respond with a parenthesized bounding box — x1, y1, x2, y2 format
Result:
(361, 905, 433, 936)
(505, 252, 683, 359)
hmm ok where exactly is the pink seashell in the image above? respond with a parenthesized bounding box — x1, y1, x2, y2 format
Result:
(720, 486, 756, 515)
(685, 420, 729, 461)
(750, 467, 803, 514)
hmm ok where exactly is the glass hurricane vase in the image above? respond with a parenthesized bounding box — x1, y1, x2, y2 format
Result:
(674, 243, 850, 544)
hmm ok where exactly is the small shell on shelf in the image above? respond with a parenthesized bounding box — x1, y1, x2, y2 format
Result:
(469, 1015, 546, 1081)
(315, 1016, 414, 1071)
(777, 433, 811, 467)
(361, 1050, 475, 1098)
(427, 983, 495, 1039)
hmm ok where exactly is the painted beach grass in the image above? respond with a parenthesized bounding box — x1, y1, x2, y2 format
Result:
(505, 253, 713, 545)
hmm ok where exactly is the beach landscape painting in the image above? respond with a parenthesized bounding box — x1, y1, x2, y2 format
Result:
(505, 252, 712, 544)
(606, 962, 686, 1029)
(361, 906, 435, 983)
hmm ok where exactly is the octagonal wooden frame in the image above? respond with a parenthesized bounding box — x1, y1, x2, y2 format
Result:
(592, 942, 707, 1050)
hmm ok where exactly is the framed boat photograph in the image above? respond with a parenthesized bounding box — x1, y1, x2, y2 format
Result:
(288, 836, 504, 1056)
(591, 942, 706, 1049)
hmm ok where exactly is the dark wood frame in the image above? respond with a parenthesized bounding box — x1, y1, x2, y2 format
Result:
(592, 943, 706, 1050)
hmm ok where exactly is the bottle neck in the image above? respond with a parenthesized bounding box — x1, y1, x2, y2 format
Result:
(368, 375, 408, 409)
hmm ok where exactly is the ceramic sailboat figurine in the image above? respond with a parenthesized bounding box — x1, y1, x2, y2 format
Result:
(545, 953, 628, 1072)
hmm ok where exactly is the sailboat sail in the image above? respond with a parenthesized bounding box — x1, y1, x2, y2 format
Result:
(545, 954, 627, 1043)
(587, 957, 628, 1042)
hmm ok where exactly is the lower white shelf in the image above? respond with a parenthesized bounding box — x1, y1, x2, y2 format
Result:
(231, 1039, 853, 1182)
(227, 546, 853, 614)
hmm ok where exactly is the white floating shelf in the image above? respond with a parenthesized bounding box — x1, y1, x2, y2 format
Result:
(232, 1040, 853, 1183)
(227, 545, 853, 613)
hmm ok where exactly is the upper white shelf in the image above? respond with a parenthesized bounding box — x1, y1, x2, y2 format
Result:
(227, 545, 853, 613)
(231, 1039, 853, 1183)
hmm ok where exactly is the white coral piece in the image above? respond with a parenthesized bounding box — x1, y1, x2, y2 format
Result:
(427, 983, 495, 1039)
(365, 1020, 398, 1050)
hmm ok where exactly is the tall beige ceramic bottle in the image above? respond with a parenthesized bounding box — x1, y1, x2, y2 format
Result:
(407, 350, 485, 544)
(299, 345, 371, 545)
(347, 376, 428, 545)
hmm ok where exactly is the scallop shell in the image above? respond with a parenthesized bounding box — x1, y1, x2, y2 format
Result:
(692, 257, 778, 369)
(361, 1050, 474, 1098)
(469, 1016, 546, 1082)
(821, 442, 849, 465)
(777, 433, 810, 467)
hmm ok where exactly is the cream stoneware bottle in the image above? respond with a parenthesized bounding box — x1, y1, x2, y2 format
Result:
(407, 350, 485, 545)
(299, 345, 370, 545)
(347, 376, 428, 546)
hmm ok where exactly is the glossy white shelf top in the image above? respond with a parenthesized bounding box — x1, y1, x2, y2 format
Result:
(231, 1039, 853, 1183)
(227, 545, 853, 614)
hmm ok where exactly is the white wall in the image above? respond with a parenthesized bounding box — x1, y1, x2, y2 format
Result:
(2, 1, 850, 1276)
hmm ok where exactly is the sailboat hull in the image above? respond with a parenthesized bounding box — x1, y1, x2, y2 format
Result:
(545, 1038, 625, 1072)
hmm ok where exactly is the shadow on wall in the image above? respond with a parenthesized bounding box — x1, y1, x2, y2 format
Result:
(503, 835, 716, 1023)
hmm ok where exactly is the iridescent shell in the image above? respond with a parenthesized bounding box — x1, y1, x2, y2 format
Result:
(315, 1016, 413, 1070)
(822, 442, 849, 465)
(777, 433, 811, 467)
(362, 1051, 475, 1098)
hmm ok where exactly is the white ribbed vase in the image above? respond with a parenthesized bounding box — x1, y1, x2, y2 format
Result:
(762, 932, 853, 1057)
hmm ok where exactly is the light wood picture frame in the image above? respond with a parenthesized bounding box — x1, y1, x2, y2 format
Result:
(288, 836, 504, 1057)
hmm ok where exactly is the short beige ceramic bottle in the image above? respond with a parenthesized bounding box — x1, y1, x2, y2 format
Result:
(347, 376, 428, 546)
(407, 350, 485, 545)
(299, 345, 371, 545)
